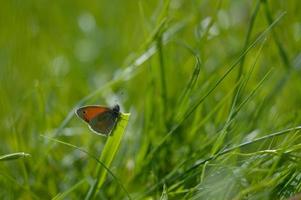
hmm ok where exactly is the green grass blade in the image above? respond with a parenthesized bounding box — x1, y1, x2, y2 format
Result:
(157, 35, 168, 122)
(160, 184, 168, 200)
(210, 40, 267, 155)
(52, 179, 86, 200)
(175, 51, 201, 122)
(236, 0, 261, 79)
(0, 152, 30, 161)
(211, 68, 273, 155)
(85, 113, 131, 200)
(262, 0, 291, 69)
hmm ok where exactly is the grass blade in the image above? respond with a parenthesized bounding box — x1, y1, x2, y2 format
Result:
(52, 180, 86, 200)
(160, 184, 168, 200)
(262, 0, 291, 69)
(85, 113, 131, 200)
(0, 152, 30, 161)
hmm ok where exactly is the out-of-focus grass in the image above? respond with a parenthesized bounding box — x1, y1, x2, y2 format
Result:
(1, 0, 301, 199)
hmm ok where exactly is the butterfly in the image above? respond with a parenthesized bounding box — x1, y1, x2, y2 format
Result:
(75, 104, 121, 136)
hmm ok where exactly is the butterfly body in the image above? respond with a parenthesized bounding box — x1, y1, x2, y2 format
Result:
(76, 104, 120, 136)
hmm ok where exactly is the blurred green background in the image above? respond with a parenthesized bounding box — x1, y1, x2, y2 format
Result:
(1, 0, 301, 199)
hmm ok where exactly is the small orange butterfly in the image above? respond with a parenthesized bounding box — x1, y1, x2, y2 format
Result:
(75, 104, 120, 136)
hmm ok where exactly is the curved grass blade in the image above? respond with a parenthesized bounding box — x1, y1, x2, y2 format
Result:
(174, 44, 201, 122)
(0, 152, 30, 162)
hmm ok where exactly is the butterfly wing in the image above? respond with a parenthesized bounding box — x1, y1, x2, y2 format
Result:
(76, 106, 111, 123)
(88, 111, 119, 135)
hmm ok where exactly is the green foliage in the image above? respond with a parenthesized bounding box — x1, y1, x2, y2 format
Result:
(0, 0, 301, 199)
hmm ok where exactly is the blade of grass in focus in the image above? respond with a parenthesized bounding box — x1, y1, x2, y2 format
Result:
(85, 113, 131, 200)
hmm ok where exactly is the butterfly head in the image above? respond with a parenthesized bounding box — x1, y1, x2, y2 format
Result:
(112, 104, 120, 113)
